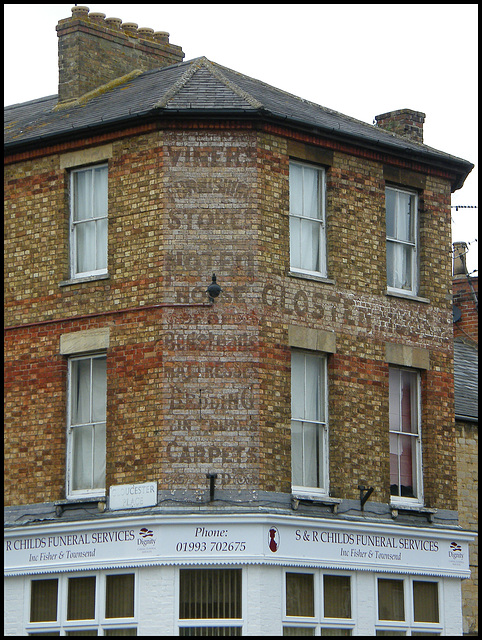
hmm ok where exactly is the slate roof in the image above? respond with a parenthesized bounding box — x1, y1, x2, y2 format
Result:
(454, 338, 478, 421)
(4, 56, 473, 188)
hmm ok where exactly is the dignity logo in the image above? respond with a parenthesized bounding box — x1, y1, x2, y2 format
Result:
(448, 541, 463, 561)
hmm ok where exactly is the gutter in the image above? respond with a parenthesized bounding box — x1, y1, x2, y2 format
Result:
(4, 107, 473, 191)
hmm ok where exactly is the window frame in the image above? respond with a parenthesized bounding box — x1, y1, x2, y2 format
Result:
(289, 160, 327, 278)
(283, 568, 355, 636)
(176, 566, 245, 636)
(25, 570, 138, 636)
(375, 575, 442, 636)
(291, 350, 329, 497)
(70, 163, 108, 280)
(66, 352, 107, 500)
(385, 185, 419, 297)
(388, 367, 423, 507)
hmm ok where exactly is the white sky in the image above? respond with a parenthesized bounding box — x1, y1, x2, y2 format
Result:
(4, 3, 478, 273)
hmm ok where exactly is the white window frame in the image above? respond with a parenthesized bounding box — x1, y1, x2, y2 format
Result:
(289, 160, 327, 277)
(291, 351, 329, 497)
(386, 185, 419, 296)
(375, 574, 442, 636)
(70, 163, 108, 279)
(25, 570, 138, 636)
(176, 566, 245, 636)
(389, 367, 423, 507)
(66, 353, 107, 500)
(282, 568, 355, 635)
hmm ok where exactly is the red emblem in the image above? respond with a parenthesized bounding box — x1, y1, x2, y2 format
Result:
(268, 527, 279, 552)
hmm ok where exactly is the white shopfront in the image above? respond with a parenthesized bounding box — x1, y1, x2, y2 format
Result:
(4, 514, 474, 636)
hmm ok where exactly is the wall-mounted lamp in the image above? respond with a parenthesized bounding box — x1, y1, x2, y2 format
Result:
(207, 273, 222, 303)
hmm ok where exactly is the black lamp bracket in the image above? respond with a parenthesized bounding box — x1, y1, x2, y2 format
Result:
(358, 485, 374, 510)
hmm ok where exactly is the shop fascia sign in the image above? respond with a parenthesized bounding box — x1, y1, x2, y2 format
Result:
(4, 514, 475, 578)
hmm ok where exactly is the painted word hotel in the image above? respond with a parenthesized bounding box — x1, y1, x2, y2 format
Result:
(4, 6, 476, 637)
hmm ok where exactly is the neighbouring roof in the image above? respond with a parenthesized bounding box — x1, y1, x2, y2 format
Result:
(454, 338, 478, 422)
(4, 56, 473, 189)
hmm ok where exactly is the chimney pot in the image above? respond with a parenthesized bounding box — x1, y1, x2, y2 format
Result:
(138, 27, 155, 40)
(122, 22, 139, 36)
(153, 31, 170, 43)
(71, 5, 90, 19)
(89, 12, 106, 23)
(453, 241, 469, 276)
(105, 17, 122, 30)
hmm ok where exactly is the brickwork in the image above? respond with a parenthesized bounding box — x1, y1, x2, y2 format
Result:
(56, 7, 184, 103)
(453, 276, 478, 343)
(456, 420, 478, 634)
(4, 122, 458, 510)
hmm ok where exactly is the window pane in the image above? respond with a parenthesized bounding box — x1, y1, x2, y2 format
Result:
(104, 631, 137, 636)
(376, 631, 406, 636)
(179, 569, 242, 620)
(378, 579, 404, 621)
(300, 219, 321, 272)
(304, 354, 324, 422)
(30, 579, 58, 622)
(413, 581, 439, 623)
(290, 216, 301, 269)
(324, 575, 351, 618)
(66, 632, 98, 636)
(321, 631, 352, 637)
(284, 628, 315, 636)
(93, 166, 108, 218)
(93, 422, 106, 489)
(286, 573, 314, 617)
(291, 352, 305, 419)
(303, 422, 322, 488)
(96, 217, 108, 270)
(68, 576, 96, 620)
(289, 163, 303, 216)
(76, 220, 97, 274)
(387, 241, 413, 291)
(302, 167, 321, 220)
(106, 574, 135, 619)
(396, 192, 414, 243)
(74, 170, 92, 222)
(72, 425, 93, 491)
(291, 420, 303, 486)
(385, 189, 396, 238)
(71, 359, 91, 425)
(92, 357, 107, 422)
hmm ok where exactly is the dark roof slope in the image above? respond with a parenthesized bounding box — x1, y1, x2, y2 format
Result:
(454, 338, 478, 421)
(4, 57, 473, 188)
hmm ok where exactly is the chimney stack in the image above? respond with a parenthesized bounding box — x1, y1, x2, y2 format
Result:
(56, 6, 184, 105)
(374, 109, 426, 143)
(453, 241, 469, 277)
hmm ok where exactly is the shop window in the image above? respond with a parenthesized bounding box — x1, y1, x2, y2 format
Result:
(70, 164, 108, 278)
(289, 160, 327, 277)
(291, 351, 328, 494)
(283, 570, 353, 635)
(376, 576, 440, 635)
(386, 186, 418, 295)
(179, 568, 242, 635)
(27, 573, 136, 636)
(67, 354, 107, 498)
(389, 367, 423, 504)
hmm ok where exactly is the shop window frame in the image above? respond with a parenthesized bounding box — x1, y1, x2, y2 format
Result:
(25, 570, 138, 636)
(375, 574, 442, 636)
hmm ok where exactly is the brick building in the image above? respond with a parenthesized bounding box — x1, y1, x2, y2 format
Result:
(452, 244, 478, 635)
(4, 6, 476, 635)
